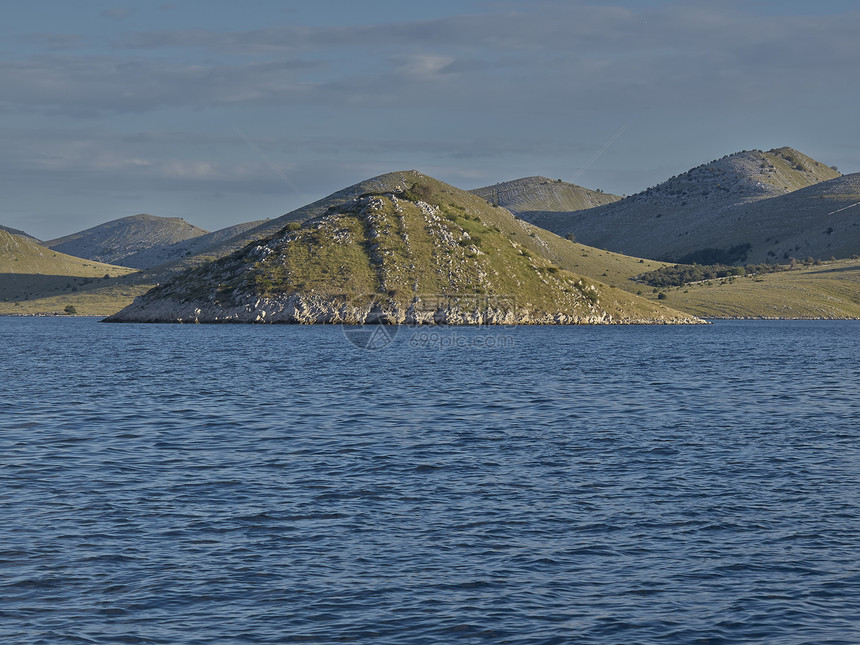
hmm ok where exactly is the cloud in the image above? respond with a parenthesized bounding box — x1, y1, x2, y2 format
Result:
(0, 56, 326, 116)
(2, 3, 854, 120)
(19, 33, 89, 51)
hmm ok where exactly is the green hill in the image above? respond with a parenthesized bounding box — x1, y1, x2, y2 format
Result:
(47, 214, 208, 267)
(106, 171, 702, 325)
(0, 229, 135, 278)
(530, 147, 845, 263)
(0, 228, 148, 315)
(151, 174, 465, 276)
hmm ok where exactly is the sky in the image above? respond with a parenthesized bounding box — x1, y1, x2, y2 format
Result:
(3, 0, 860, 239)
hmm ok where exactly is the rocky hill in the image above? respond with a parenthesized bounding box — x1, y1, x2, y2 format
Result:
(529, 147, 845, 263)
(105, 171, 702, 325)
(470, 177, 620, 216)
(152, 174, 472, 277)
(46, 214, 208, 267)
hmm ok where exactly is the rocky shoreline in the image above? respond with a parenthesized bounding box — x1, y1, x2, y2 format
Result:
(103, 293, 706, 325)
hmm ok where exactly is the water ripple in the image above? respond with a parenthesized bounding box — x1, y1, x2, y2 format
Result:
(0, 318, 858, 643)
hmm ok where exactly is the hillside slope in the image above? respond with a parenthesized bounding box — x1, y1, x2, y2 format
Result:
(1, 229, 134, 278)
(531, 147, 843, 262)
(470, 177, 620, 216)
(106, 171, 701, 325)
(0, 228, 144, 314)
(154, 175, 468, 276)
(638, 258, 860, 319)
(47, 214, 208, 266)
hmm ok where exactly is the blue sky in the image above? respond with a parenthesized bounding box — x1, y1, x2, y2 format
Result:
(3, 0, 860, 239)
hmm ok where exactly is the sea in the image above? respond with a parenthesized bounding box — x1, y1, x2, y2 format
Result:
(1, 317, 859, 644)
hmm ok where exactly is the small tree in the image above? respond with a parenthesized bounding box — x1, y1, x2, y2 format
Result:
(64, 305, 77, 315)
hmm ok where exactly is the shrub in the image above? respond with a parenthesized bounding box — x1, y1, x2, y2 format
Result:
(403, 182, 433, 203)
(64, 305, 77, 315)
(674, 243, 752, 265)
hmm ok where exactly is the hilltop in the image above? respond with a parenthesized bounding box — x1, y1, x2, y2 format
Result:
(470, 177, 620, 217)
(106, 171, 702, 325)
(529, 147, 845, 263)
(47, 214, 208, 267)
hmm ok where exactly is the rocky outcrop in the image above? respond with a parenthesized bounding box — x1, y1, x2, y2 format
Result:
(104, 291, 703, 325)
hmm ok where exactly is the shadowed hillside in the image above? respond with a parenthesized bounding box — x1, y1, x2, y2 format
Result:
(47, 214, 208, 267)
(530, 147, 845, 263)
(120, 220, 267, 269)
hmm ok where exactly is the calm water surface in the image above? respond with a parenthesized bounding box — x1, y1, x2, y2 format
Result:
(1, 318, 859, 644)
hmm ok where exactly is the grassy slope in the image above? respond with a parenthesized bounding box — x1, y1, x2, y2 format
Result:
(128, 171, 697, 323)
(0, 229, 150, 315)
(501, 223, 860, 318)
(154, 175, 458, 276)
(632, 259, 860, 319)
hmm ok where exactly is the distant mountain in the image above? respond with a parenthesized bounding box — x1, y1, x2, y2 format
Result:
(46, 214, 208, 267)
(470, 177, 620, 216)
(529, 147, 845, 263)
(119, 220, 267, 269)
(106, 171, 701, 325)
(0, 225, 41, 243)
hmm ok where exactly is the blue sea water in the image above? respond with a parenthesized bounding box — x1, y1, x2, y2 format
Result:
(1, 317, 859, 644)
